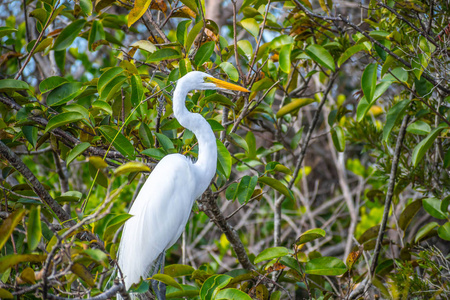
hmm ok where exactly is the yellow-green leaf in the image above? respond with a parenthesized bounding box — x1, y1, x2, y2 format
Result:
(0, 209, 27, 251)
(128, 0, 152, 27)
(0, 254, 46, 273)
(114, 162, 150, 176)
(276, 98, 316, 118)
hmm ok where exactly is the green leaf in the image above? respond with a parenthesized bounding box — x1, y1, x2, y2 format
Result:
(276, 98, 316, 118)
(415, 222, 438, 243)
(219, 62, 239, 82)
(103, 214, 132, 243)
(39, 76, 68, 93)
(236, 175, 258, 204)
(422, 197, 447, 220)
(98, 125, 136, 159)
(0, 79, 29, 92)
(0, 26, 17, 38)
(88, 20, 105, 51)
(92, 100, 113, 115)
(305, 44, 335, 72)
(139, 123, 154, 148)
(217, 140, 232, 178)
(46, 82, 83, 106)
(295, 228, 326, 245)
(200, 274, 232, 300)
(79, 0, 93, 15)
(382, 99, 411, 142)
(203, 93, 236, 108)
(0, 254, 46, 273)
(99, 75, 126, 101)
(0, 288, 13, 299)
(406, 120, 431, 135)
(152, 274, 183, 290)
(240, 18, 259, 38)
(44, 112, 84, 133)
(398, 200, 422, 231)
(114, 162, 150, 176)
(177, 20, 192, 46)
(83, 249, 108, 266)
(185, 20, 203, 52)
(27, 206, 42, 251)
(225, 183, 238, 200)
(258, 176, 292, 200)
(98, 67, 124, 94)
(54, 191, 83, 203)
(22, 126, 38, 148)
(66, 142, 90, 166)
(194, 41, 215, 66)
(164, 264, 195, 277)
(71, 263, 95, 287)
(331, 126, 345, 152)
(53, 19, 86, 51)
(438, 222, 450, 241)
(131, 75, 144, 106)
(147, 48, 181, 63)
(412, 125, 447, 167)
(356, 81, 391, 122)
(228, 133, 249, 152)
(180, 0, 198, 13)
(304, 257, 347, 276)
(279, 43, 292, 73)
(141, 148, 165, 160)
(216, 288, 252, 300)
(361, 63, 377, 103)
(155, 132, 175, 152)
(254, 247, 289, 263)
(338, 44, 366, 67)
(245, 131, 256, 159)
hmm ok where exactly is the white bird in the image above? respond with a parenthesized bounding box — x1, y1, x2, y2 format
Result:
(117, 71, 249, 297)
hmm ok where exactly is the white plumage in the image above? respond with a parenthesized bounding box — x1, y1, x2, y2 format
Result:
(117, 71, 249, 292)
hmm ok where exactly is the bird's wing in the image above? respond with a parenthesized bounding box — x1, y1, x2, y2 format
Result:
(118, 154, 197, 289)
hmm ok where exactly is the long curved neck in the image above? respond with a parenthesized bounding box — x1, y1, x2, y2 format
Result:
(173, 81, 217, 197)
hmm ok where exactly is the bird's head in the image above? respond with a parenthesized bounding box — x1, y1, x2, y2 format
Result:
(179, 71, 250, 93)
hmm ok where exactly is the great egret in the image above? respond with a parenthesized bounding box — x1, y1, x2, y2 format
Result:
(117, 71, 249, 297)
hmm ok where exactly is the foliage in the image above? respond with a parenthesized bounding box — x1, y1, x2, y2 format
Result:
(0, 0, 450, 299)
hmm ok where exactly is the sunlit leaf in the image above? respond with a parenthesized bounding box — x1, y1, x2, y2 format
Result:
(66, 142, 90, 166)
(254, 247, 289, 263)
(114, 162, 150, 176)
(0, 254, 46, 273)
(128, 0, 152, 27)
(305, 44, 335, 72)
(304, 257, 347, 275)
(295, 228, 326, 245)
(258, 176, 292, 200)
(276, 98, 316, 118)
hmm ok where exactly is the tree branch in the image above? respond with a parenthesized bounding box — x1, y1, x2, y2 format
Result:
(46, 280, 130, 300)
(0, 141, 74, 226)
(370, 114, 410, 275)
(198, 190, 255, 270)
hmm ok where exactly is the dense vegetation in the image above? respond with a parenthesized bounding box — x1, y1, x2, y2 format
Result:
(0, 0, 449, 298)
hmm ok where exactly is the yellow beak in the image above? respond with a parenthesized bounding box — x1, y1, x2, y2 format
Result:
(207, 77, 250, 92)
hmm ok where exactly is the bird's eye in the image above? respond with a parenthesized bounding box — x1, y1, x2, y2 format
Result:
(204, 77, 213, 83)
